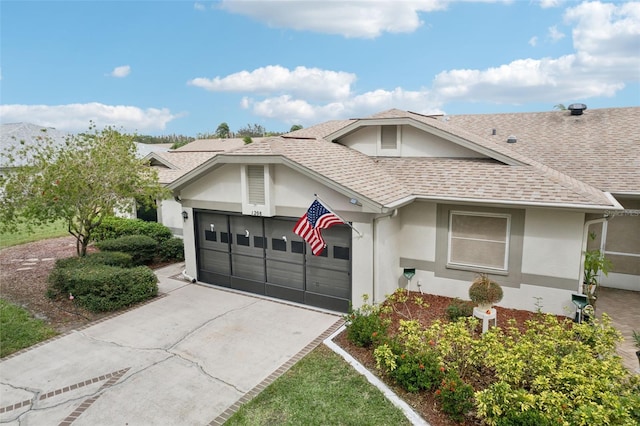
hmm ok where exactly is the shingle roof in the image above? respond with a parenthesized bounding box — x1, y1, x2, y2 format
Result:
(169, 107, 636, 210)
(229, 137, 409, 205)
(443, 107, 640, 195)
(151, 151, 218, 184)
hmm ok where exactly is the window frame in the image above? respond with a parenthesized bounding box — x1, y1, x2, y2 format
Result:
(447, 210, 511, 272)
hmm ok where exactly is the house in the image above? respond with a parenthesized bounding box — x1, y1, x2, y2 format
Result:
(159, 106, 639, 315)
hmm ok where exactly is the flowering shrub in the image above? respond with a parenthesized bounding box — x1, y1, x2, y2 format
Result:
(436, 371, 474, 422)
(344, 295, 387, 347)
(373, 320, 444, 392)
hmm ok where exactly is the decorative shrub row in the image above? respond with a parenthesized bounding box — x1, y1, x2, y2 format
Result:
(158, 237, 185, 262)
(93, 216, 172, 244)
(54, 251, 133, 269)
(95, 235, 158, 265)
(48, 264, 158, 313)
(346, 291, 640, 425)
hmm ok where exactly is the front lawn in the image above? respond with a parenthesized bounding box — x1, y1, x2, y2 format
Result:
(226, 344, 411, 426)
(0, 220, 67, 249)
(0, 298, 57, 357)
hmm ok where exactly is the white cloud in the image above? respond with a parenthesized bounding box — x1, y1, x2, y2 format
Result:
(0, 103, 179, 133)
(242, 88, 443, 125)
(195, 1, 638, 124)
(431, 1, 639, 104)
(110, 65, 131, 78)
(194, 2, 206, 11)
(547, 25, 565, 42)
(217, 0, 450, 38)
(188, 65, 356, 101)
(538, 0, 564, 8)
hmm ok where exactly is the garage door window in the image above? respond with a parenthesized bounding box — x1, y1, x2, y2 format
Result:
(448, 211, 510, 271)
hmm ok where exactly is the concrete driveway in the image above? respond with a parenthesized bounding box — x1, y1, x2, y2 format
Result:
(0, 264, 343, 425)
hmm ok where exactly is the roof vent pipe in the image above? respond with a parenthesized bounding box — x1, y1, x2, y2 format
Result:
(492, 128, 497, 136)
(568, 103, 587, 115)
(507, 135, 517, 143)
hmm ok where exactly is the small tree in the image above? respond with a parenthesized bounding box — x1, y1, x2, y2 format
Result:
(0, 123, 169, 257)
(215, 122, 230, 139)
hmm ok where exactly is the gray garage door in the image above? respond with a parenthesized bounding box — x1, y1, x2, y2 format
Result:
(195, 211, 351, 312)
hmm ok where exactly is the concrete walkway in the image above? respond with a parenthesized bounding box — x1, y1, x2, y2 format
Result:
(0, 264, 342, 425)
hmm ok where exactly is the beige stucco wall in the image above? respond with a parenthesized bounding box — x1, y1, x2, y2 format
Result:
(521, 209, 584, 281)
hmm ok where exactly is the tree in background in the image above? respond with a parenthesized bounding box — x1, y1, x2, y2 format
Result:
(290, 124, 303, 132)
(0, 124, 169, 257)
(237, 123, 266, 138)
(216, 122, 230, 139)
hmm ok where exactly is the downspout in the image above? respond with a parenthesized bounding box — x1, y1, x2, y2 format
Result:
(372, 209, 398, 304)
(578, 215, 610, 293)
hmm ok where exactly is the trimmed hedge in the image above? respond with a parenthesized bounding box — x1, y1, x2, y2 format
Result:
(159, 237, 184, 261)
(95, 235, 158, 265)
(54, 251, 133, 270)
(48, 264, 158, 312)
(93, 216, 172, 244)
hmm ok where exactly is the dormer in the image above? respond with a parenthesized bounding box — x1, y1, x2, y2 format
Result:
(329, 117, 488, 159)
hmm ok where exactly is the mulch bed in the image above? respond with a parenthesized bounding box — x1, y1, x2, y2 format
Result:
(333, 292, 554, 426)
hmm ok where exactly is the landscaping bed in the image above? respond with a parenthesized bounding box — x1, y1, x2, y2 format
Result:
(334, 293, 541, 426)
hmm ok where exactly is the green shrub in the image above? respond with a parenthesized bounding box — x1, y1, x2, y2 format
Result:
(159, 237, 184, 261)
(93, 216, 172, 243)
(55, 252, 133, 270)
(474, 315, 638, 425)
(345, 297, 387, 348)
(446, 298, 473, 322)
(95, 235, 158, 265)
(435, 371, 474, 422)
(390, 348, 443, 393)
(48, 264, 157, 312)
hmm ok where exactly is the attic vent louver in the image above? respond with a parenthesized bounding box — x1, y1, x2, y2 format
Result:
(568, 103, 587, 115)
(507, 135, 517, 144)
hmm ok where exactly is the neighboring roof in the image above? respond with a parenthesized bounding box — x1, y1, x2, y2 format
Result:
(169, 107, 637, 212)
(147, 151, 218, 184)
(1, 123, 70, 168)
(443, 107, 640, 195)
(1, 123, 171, 168)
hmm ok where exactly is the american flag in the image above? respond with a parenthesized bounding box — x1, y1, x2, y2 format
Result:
(293, 200, 344, 255)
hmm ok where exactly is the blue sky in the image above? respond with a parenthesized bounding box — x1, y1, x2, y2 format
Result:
(1, 0, 638, 136)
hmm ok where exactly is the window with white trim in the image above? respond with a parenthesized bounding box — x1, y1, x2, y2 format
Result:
(448, 211, 510, 271)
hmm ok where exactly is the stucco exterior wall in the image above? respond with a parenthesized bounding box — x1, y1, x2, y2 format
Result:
(158, 198, 184, 235)
(180, 164, 242, 204)
(400, 126, 485, 158)
(521, 209, 584, 281)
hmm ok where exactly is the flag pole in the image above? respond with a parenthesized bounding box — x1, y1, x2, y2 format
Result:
(314, 193, 363, 237)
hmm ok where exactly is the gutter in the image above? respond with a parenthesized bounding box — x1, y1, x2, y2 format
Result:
(372, 209, 398, 304)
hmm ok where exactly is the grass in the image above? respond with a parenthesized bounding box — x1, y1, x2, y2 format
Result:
(0, 299, 57, 358)
(226, 344, 412, 426)
(0, 220, 68, 249)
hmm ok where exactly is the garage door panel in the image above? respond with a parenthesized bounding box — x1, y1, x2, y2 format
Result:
(230, 276, 265, 295)
(199, 248, 230, 275)
(305, 267, 350, 299)
(266, 283, 304, 304)
(197, 213, 230, 251)
(231, 254, 265, 282)
(304, 292, 350, 313)
(230, 216, 263, 256)
(266, 259, 304, 289)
